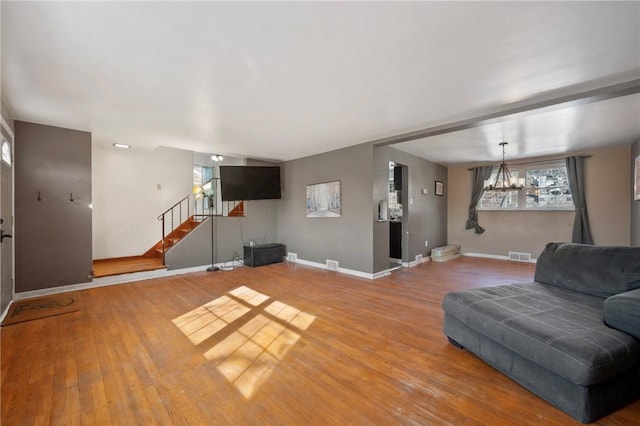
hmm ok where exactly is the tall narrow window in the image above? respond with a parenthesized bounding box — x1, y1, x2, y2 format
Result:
(1, 140, 11, 166)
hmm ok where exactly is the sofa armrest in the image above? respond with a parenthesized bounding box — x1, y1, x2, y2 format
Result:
(604, 288, 640, 340)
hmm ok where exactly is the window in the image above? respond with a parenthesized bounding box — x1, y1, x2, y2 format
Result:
(479, 163, 573, 211)
(1, 140, 11, 166)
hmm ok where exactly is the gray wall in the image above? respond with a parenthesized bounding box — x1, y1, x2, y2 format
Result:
(373, 146, 448, 272)
(166, 157, 280, 270)
(278, 143, 374, 274)
(15, 121, 92, 292)
(165, 217, 213, 269)
(166, 199, 279, 270)
(632, 137, 640, 246)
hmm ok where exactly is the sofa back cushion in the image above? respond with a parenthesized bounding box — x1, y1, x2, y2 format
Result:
(534, 242, 640, 298)
(605, 288, 640, 340)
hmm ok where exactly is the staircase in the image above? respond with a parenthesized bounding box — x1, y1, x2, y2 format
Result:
(144, 216, 205, 260)
(92, 178, 244, 278)
(150, 178, 244, 266)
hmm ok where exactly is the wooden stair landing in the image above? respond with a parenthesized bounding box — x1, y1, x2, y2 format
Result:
(92, 256, 167, 278)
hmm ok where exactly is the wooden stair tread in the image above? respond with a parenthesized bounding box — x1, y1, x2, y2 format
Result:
(92, 256, 167, 278)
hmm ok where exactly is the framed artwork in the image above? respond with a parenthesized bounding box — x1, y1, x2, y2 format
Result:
(435, 180, 444, 196)
(306, 180, 341, 217)
(635, 155, 640, 201)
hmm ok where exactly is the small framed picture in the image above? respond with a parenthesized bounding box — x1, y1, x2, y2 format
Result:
(635, 155, 640, 201)
(435, 181, 444, 196)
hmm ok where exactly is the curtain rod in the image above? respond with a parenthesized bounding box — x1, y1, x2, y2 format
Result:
(468, 154, 591, 170)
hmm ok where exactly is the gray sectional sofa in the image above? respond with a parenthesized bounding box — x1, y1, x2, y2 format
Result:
(442, 242, 640, 423)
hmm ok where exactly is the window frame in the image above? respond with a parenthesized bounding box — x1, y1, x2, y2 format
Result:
(478, 161, 574, 212)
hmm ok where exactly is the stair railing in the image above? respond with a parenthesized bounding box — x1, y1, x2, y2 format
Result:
(157, 177, 245, 265)
(158, 193, 195, 265)
(193, 178, 244, 219)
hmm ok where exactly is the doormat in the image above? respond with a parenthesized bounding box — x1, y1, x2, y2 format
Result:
(1, 292, 81, 326)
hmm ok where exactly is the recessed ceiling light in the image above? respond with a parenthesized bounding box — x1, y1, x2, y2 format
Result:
(211, 154, 223, 162)
(113, 143, 131, 149)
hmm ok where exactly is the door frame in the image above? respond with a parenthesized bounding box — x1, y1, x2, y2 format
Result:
(0, 113, 15, 319)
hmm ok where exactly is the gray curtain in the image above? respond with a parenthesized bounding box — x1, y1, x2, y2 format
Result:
(466, 166, 494, 234)
(566, 156, 593, 244)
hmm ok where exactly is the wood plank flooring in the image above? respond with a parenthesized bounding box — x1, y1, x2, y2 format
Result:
(92, 256, 166, 278)
(2, 257, 639, 425)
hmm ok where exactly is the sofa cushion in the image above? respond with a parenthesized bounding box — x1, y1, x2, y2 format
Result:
(443, 282, 640, 386)
(605, 288, 640, 340)
(534, 242, 640, 298)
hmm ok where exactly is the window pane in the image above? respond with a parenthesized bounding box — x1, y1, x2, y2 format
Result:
(526, 187, 573, 208)
(479, 168, 519, 209)
(1, 141, 11, 166)
(526, 166, 573, 209)
(479, 190, 519, 209)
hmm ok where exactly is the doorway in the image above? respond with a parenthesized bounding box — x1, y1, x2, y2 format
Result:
(389, 161, 408, 268)
(0, 120, 14, 315)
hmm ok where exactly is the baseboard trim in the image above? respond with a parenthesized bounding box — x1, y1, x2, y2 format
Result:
(13, 252, 404, 301)
(402, 256, 430, 268)
(0, 301, 12, 324)
(463, 252, 537, 263)
(372, 270, 392, 279)
(12, 263, 226, 301)
(287, 257, 381, 280)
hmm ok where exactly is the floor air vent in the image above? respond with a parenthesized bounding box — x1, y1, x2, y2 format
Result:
(509, 252, 531, 262)
(326, 259, 339, 271)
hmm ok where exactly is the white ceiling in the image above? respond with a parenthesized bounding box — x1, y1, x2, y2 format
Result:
(394, 93, 640, 165)
(2, 2, 640, 164)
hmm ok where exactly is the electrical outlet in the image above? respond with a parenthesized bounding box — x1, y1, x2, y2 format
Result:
(425, 240, 428, 247)
(288, 252, 298, 261)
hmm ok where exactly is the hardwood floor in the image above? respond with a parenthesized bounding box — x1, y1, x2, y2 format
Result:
(2, 258, 639, 425)
(92, 256, 166, 278)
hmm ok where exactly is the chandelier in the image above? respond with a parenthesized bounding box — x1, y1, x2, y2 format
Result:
(484, 142, 525, 191)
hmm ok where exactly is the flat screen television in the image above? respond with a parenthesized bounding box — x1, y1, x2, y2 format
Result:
(220, 166, 281, 201)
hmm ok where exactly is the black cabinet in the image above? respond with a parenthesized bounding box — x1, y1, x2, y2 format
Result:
(393, 166, 403, 191)
(389, 221, 402, 259)
(244, 243, 285, 267)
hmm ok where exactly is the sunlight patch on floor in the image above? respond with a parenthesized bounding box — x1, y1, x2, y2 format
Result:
(173, 286, 315, 399)
(172, 295, 251, 345)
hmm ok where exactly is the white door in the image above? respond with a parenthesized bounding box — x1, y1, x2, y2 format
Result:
(0, 128, 14, 315)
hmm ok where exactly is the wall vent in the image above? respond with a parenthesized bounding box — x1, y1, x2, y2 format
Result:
(326, 259, 339, 271)
(415, 254, 423, 263)
(509, 251, 531, 262)
(288, 252, 298, 262)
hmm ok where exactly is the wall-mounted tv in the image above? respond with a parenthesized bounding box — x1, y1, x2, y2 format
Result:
(220, 166, 281, 201)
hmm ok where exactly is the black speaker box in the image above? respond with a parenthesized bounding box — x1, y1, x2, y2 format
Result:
(244, 243, 285, 267)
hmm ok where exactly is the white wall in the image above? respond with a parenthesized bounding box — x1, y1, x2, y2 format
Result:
(92, 145, 193, 259)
